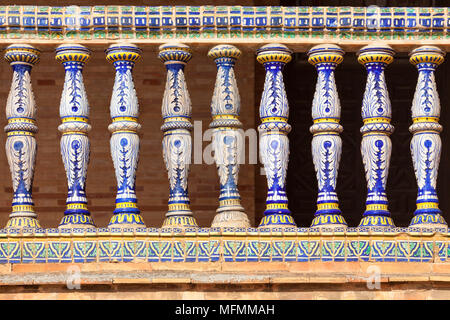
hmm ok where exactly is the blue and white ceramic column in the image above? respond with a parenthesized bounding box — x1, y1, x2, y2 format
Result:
(3, 44, 41, 229)
(357, 44, 395, 228)
(55, 44, 95, 228)
(105, 43, 145, 228)
(158, 43, 198, 229)
(256, 44, 296, 228)
(307, 44, 347, 229)
(408, 46, 447, 228)
(208, 44, 250, 228)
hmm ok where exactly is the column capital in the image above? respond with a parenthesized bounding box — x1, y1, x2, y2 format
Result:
(307, 44, 344, 66)
(208, 44, 241, 61)
(357, 43, 395, 66)
(256, 43, 292, 65)
(409, 46, 445, 67)
(55, 44, 90, 64)
(158, 43, 192, 65)
(4, 44, 40, 66)
(105, 43, 141, 64)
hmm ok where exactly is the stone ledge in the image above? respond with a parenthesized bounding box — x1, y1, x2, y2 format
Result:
(0, 261, 449, 287)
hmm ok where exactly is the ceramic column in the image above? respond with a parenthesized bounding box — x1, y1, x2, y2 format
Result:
(105, 43, 145, 228)
(55, 44, 95, 228)
(256, 44, 296, 228)
(207, 44, 250, 228)
(3, 44, 41, 229)
(408, 46, 447, 228)
(158, 43, 198, 229)
(307, 44, 347, 229)
(357, 44, 395, 228)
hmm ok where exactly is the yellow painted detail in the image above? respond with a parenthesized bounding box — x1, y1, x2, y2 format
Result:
(313, 118, 340, 124)
(115, 202, 138, 209)
(213, 114, 239, 120)
(112, 117, 138, 123)
(67, 203, 88, 210)
(56, 52, 90, 62)
(8, 118, 35, 124)
(6, 217, 40, 228)
(12, 205, 35, 212)
(417, 202, 439, 210)
(262, 117, 287, 123)
(359, 216, 394, 227)
(107, 51, 140, 63)
(317, 203, 339, 210)
(162, 215, 198, 227)
(308, 54, 343, 65)
(62, 117, 88, 123)
(366, 204, 388, 211)
(410, 54, 444, 66)
(311, 214, 346, 226)
(413, 117, 439, 123)
(259, 214, 295, 226)
(257, 53, 292, 64)
(363, 117, 390, 124)
(109, 213, 144, 225)
(358, 53, 394, 65)
(168, 203, 191, 211)
(266, 203, 288, 210)
(112, 130, 137, 134)
(7, 131, 34, 137)
(62, 131, 88, 136)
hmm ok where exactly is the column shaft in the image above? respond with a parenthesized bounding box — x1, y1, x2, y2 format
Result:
(308, 44, 347, 229)
(106, 44, 145, 228)
(256, 44, 296, 228)
(357, 44, 395, 228)
(4, 44, 40, 229)
(409, 46, 447, 228)
(56, 44, 94, 228)
(159, 43, 198, 229)
(208, 44, 250, 228)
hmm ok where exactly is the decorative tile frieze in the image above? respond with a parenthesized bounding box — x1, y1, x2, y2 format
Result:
(0, 227, 445, 263)
(0, 6, 448, 42)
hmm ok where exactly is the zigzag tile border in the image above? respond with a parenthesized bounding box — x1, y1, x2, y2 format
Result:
(0, 6, 449, 42)
(0, 227, 449, 263)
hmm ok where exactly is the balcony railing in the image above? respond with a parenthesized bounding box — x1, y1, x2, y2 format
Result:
(0, 6, 448, 264)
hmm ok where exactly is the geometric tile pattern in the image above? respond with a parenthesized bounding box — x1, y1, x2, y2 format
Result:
(0, 6, 449, 41)
(0, 227, 449, 263)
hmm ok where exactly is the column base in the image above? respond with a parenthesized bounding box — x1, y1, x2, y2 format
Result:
(211, 210, 250, 228)
(258, 214, 296, 228)
(6, 216, 40, 229)
(311, 214, 347, 229)
(59, 214, 95, 229)
(409, 213, 447, 228)
(108, 213, 145, 228)
(162, 215, 198, 229)
(359, 215, 395, 228)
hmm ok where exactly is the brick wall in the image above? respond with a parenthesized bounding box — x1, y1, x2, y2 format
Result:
(0, 0, 277, 228)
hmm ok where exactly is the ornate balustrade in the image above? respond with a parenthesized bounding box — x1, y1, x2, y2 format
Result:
(0, 5, 449, 267)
